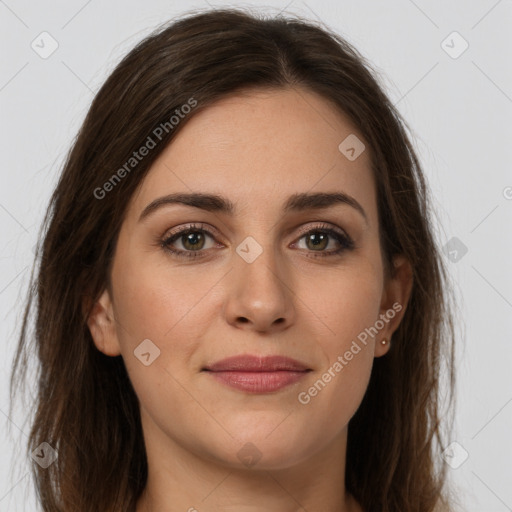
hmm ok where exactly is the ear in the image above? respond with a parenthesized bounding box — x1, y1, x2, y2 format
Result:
(374, 254, 413, 357)
(86, 288, 122, 356)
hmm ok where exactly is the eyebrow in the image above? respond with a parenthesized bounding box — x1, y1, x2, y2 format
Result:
(138, 191, 368, 224)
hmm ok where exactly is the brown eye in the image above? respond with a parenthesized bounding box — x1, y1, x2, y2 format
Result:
(294, 226, 354, 257)
(304, 232, 330, 251)
(178, 231, 207, 251)
(161, 223, 219, 259)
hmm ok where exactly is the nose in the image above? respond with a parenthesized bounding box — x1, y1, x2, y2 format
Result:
(223, 240, 295, 334)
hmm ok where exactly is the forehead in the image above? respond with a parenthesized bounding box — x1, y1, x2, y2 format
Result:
(127, 87, 377, 224)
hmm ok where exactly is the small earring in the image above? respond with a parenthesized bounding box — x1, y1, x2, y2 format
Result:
(381, 339, 388, 345)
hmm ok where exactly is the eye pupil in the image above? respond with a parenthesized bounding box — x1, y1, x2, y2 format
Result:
(307, 233, 328, 250)
(183, 232, 204, 250)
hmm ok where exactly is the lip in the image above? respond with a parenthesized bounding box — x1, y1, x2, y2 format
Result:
(203, 355, 311, 372)
(202, 355, 312, 393)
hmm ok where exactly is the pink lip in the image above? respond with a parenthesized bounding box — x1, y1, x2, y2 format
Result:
(202, 355, 311, 393)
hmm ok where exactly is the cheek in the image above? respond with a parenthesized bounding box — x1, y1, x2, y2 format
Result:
(302, 261, 383, 345)
(112, 246, 214, 343)
(112, 271, 205, 440)
(294, 263, 381, 420)
(110, 254, 209, 401)
(299, 346, 373, 446)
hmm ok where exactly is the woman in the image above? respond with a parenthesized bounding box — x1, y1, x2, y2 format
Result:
(10, 7, 458, 511)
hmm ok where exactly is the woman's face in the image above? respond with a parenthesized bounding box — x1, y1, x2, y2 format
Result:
(88, 87, 411, 471)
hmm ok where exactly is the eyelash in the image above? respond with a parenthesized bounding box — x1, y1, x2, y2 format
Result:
(159, 222, 355, 260)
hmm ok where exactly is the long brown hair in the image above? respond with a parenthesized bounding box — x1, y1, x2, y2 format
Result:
(9, 7, 458, 511)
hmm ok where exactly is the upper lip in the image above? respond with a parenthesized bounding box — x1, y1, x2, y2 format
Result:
(202, 355, 311, 372)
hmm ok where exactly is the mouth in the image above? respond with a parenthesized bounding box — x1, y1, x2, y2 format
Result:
(201, 355, 312, 393)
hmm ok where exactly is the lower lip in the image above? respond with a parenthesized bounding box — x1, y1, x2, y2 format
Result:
(205, 370, 309, 393)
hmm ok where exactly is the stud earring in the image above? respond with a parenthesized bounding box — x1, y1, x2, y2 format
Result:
(381, 339, 388, 345)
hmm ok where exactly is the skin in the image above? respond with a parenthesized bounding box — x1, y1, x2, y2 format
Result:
(87, 86, 413, 512)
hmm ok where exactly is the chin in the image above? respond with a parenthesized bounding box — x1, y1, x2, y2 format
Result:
(209, 434, 313, 471)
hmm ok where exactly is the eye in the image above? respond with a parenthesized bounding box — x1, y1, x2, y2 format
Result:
(291, 223, 355, 258)
(160, 223, 219, 259)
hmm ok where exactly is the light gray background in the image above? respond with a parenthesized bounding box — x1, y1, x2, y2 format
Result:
(1, 1, 511, 510)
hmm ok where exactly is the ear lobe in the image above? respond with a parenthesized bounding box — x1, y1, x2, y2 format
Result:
(375, 255, 413, 357)
(86, 288, 121, 357)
